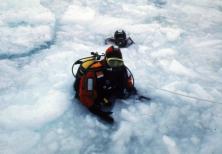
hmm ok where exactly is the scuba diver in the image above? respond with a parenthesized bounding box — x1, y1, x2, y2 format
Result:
(72, 46, 137, 123)
(105, 30, 134, 48)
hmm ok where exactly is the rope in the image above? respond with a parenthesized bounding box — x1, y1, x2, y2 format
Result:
(147, 84, 222, 105)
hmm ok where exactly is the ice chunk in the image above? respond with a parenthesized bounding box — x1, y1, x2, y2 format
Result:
(0, 90, 70, 128)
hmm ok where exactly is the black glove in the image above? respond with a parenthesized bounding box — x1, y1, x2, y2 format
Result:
(129, 86, 137, 95)
(89, 105, 114, 124)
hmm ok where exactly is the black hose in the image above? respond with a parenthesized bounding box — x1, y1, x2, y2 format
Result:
(125, 66, 135, 87)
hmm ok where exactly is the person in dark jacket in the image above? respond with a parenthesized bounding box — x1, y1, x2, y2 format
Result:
(105, 30, 134, 48)
(74, 46, 136, 123)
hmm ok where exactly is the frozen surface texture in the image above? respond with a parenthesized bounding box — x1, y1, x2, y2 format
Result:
(0, 0, 222, 154)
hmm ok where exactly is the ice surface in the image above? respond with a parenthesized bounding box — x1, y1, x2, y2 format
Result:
(0, 0, 55, 58)
(0, 0, 222, 154)
(163, 135, 180, 154)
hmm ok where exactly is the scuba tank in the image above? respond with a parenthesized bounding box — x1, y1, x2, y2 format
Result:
(72, 52, 105, 100)
(72, 52, 105, 78)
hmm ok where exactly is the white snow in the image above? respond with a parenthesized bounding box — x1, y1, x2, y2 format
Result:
(0, 0, 222, 154)
(0, 1, 55, 56)
(62, 5, 95, 23)
(163, 135, 180, 154)
(169, 60, 197, 77)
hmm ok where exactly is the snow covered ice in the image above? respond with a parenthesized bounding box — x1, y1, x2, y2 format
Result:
(0, 0, 222, 154)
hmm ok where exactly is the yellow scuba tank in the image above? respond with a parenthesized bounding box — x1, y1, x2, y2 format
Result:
(77, 57, 96, 77)
(72, 52, 104, 78)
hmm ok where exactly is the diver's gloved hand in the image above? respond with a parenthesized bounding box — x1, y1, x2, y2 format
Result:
(129, 86, 137, 95)
(89, 105, 114, 124)
(100, 111, 114, 124)
(122, 87, 137, 99)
